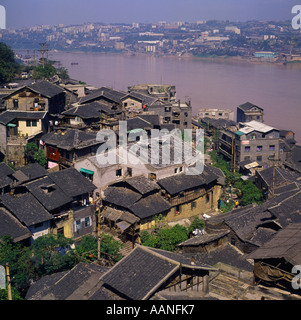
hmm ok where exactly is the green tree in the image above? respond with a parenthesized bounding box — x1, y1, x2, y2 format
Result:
(75, 234, 123, 263)
(33, 149, 47, 168)
(0, 287, 23, 300)
(24, 142, 38, 163)
(141, 215, 190, 252)
(32, 63, 57, 80)
(24, 143, 47, 168)
(0, 236, 35, 289)
(187, 216, 205, 234)
(31, 234, 75, 276)
(56, 67, 69, 80)
(0, 42, 20, 83)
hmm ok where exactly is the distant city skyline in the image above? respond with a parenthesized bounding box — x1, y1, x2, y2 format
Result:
(1, 0, 301, 29)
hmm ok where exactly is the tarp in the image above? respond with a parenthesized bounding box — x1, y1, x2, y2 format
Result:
(79, 168, 94, 175)
(254, 262, 294, 283)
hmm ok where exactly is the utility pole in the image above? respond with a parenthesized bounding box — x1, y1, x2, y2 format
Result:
(6, 263, 12, 300)
(39, 43, 46, 69)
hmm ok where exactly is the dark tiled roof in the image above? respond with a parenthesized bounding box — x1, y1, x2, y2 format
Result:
(41, 129, 102, 151)
(27, 80, 65, 98)
(0, 192, 53, 226)
(16, 163, 48, 182)
(25, 176, 73, 211)
(122, 91, 161, 106)
(79, 87, 126, 104)
(26, 263, 113, 300)
(247, 227, 277, 247)
(267, 191, 301, 228)
(48, 168, 96, 198)
(101, 246, 180, 300)
(257, 166, 300, 189)
(101, 245, 215, 300)
(191, 243, 253, 272)
(238, 102, 263, 111)
(0, 207, 31, 242)
(0, 162, 14, 188)
(123, 175, 160, 195)
(0, 111, 46, 125)
(157, 167, 218, 195)
(178, 230, 230, 247)
(129, 193, 171, 219)
(126, 117, 154, 131)
(247, 223, 301, 265)
(103, 187, 142, 209)
(138, 114, 160, 127)
(62, 101, 116, 119)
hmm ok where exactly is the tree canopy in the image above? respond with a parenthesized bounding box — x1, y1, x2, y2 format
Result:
(0, 42, 20, 83)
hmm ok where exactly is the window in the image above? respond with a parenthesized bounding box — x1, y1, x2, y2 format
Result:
(244, 156, 250, 161)
(32, 120, 37, 127)
(269, 145, 275, 151)
(84, 217, 90, 228)
(75, 220, 81, 232)
(174, 168, 178, 174)
(26, 120, 31, 127)
(127, 167, 132, 177)
(179, 166, 183, 172)
(262, 134, 266, 139)
(205, 194, 210, 203)
(175, 205, 181, 215)
(13, 99, 18, 109)
(244, 146, 250, 152)
(218, 113, 223, 116)
(191, 201, 197, 210)
(231, 238, 236, 246)
(116, 169, 122, 177)
(250, 134, 256, 140)
(257, 156, 262, 161)
(257, 145, 263, 152)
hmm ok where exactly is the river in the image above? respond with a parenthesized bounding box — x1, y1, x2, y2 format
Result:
(49, 51, 301, 142)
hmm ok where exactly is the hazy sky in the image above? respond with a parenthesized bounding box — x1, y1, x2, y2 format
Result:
(1, 0, 300, 29)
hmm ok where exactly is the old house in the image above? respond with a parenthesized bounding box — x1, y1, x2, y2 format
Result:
(24, 168, 96, 240)
(0, 207, 32, 244)
(25, 262, 114, 300)
(100, 245, 216, 300)
(246, 223, 301, 292)
(128, 84, 177, 103)
(60, 101, 120, 130)
(0, 162, 15, 194)
(219, 120, 280, 168)
(237, 102, 264, 123)
(3, 80, 66, 116)
(0, 110, 49, 166)
(205, 189, 301, 254)
(121, 91, 165, 117)
(177, 230, 230, 254)
(0, 192, 53, 244)
(79, 86, 126, 116)
(74, 132, 198, 194)
(156, 165, 225, 225)
(102, 175, 171, 232)
(255, 166, 301, 199)
(41, 128, 104, 169)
